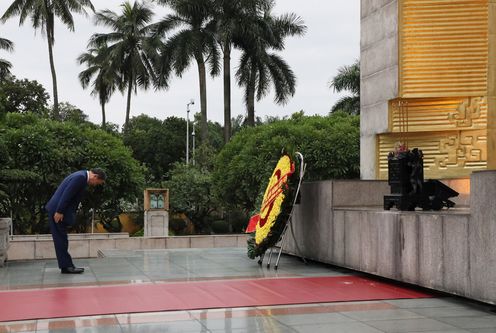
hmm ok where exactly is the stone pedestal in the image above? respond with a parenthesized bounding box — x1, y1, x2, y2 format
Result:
(0, 218, 12, 267)
(144, 210, 169, 237)
(143, 188, 170, 237)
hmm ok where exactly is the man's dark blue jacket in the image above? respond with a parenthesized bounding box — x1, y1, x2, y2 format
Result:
(46, 170, 88, 225)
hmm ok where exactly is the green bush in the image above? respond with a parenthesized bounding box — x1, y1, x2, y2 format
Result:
(123, 115, 186, 184)
(226, 209, 249, 233)
(131, 228, 144, 237)
(163, 162, 216, 234)
(213, 112, 359, 212)
(169, 218, 187, 235)
(232, 218, 248, 233)
(211, 220, 230, 234)
(0, 113, 144, 234)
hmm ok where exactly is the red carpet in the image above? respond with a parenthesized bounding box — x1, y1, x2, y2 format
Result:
(0, 276, 433, 322)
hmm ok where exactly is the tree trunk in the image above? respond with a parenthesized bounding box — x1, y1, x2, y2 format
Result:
(47, 29, 59, 119)
(125, 81, 132, 131)
(196, 55, 208, 143)
(223, 42, 231, 143)
(101, 102, 106, 129)
(246, 66, 256, 126)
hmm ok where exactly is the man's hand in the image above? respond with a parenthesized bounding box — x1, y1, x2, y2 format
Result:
(54, 212, 64, 223)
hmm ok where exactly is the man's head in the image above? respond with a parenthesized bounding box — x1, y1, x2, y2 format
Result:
(88, 168, 107, 186)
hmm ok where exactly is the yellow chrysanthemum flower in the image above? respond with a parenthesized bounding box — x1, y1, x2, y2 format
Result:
(255, 155, 293, 244)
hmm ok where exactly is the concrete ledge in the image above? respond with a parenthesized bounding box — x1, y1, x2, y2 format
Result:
(12, 233, 130, 240)
(6, 234, 249, 261)
(284, 177, 494, 305)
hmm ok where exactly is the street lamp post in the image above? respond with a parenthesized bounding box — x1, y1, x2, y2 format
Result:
(192, 122, 196, 166)
(186, 99, 194, 164)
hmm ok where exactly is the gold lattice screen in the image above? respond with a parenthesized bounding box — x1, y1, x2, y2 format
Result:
(389, 97, 487, 133)
(376, 0, 492, 179)
(400, 0, 488, 98)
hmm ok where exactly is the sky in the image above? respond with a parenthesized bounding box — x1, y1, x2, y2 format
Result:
(0, 0, 360, 129)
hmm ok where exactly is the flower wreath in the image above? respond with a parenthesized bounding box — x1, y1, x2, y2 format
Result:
(247, 154, 298, 259)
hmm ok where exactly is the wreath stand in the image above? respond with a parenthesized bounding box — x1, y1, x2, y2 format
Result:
(258, 152, 308, 270)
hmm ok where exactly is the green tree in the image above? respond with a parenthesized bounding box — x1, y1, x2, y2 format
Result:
(329, 59, 360, 115)
(213, 112, 360, 212)
(0, 139, 11, 213)
(0, 112, 144, 234)
(164, 162, 216, 234)
(49, 102, 88, 124)
(236, 4, 306, 126)
(1, 0, 95, 118)
(123, 114, 186, 184)
(78, 44, 118, 128)
(0, 76, 50, 115)
(192, 112, 224, 153)
(0, 87, 6, 120)
(90, 1, 158, 129)
(0, 36, 13, 79)
(154, 0, 220, 143)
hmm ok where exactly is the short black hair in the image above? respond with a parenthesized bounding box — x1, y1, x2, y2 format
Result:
(91, 168, 107, 181)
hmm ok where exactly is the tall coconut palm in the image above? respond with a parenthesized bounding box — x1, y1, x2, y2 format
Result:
(1, 0, 95, 119)
(0, 37, 14, 79)
(153, 0, 220, 143)
(211, 0, 267, 143)
(329, 59, 360, 115)
(78, 44, 117, 128)
(90, 1, 158, 129)
(236, 5, 306, 126)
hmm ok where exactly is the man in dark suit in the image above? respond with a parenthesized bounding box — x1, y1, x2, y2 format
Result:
(46, 168, 107, 274)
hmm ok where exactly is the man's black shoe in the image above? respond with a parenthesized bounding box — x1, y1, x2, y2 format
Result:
(61, 267, 84, 274)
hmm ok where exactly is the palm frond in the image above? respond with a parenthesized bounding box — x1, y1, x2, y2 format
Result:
(1, 0, 26, 23)
(93, 10, 119, 29)
(205, 35, 221, 76)
(150, 15, 184, 36)
(266, 53, 295, 104)
(53, 0, 75, 31)
(331, 96, 360, 115)
(330, 59, 360, 95)
(0, 38, 14, 51)
(0, 59, 13, 78)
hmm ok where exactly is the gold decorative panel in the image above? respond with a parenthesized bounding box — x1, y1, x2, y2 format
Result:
(400, 0, 488, 98)
(377, 130, 487, 179)
(389, 97, 487, 132)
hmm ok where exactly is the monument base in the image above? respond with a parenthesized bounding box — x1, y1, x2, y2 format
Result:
(144, 210, 169, 237)
(283, 175, 496, 305)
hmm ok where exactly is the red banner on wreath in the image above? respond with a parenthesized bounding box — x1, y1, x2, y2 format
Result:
(245, 214, 260, 233)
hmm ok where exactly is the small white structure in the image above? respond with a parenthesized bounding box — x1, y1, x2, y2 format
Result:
(0, 218, 11, 267)
(143, 189, 169, 237)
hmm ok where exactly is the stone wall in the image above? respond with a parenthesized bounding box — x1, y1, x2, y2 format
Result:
(0, 218, 11, 267)
(284, 172, 496, 305)
(360, 0, 399, 179)
(7, 234, 249, 261)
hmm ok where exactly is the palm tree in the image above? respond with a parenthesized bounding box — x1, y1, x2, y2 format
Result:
(153, 0, 220, 143)
(0, 37, 14, 80)
(1, 0, 95, 119)
(78, 44, 117, 128)
(329, 59, 360, 115)
(211, 0, 267, 143)
(89, 1, 158, 130)
(236, 5, 306, 126)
